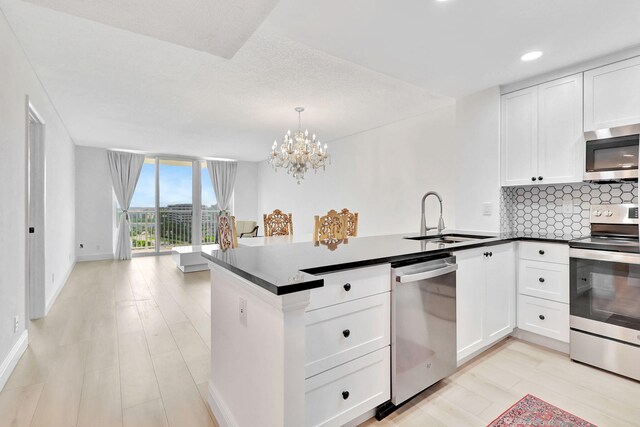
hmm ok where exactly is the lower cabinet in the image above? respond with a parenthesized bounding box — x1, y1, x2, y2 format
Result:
(305, 347, 390, 427)
(454, 243, 516, 363)
(305, 264, 391, 427)
(517, 295, 570, 342)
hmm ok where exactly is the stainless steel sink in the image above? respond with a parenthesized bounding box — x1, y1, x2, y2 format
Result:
(404, 233, 493, 244)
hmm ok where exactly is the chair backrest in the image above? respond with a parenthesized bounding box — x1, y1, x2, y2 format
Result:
(217, 214, 238, 249)
(236, 220, 258, 237)
(263, 209, 293, 236)
(338, 208, 359, 237)
(314, 210, 348, 243)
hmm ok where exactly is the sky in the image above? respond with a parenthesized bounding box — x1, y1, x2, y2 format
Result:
(130, 163, 217, 208)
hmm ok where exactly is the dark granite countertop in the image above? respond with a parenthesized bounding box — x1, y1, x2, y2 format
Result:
(201, 230, 586, 296)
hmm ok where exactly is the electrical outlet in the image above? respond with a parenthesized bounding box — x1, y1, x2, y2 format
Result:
(239, 297, 247, 326)
(562, 199, 574, 215)
(13, 316, 19, 333)
(482, 202, 493, 216)
(96, 244, 101, 251)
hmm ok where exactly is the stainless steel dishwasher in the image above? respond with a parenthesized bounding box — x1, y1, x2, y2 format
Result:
(387, 255, 458, 411)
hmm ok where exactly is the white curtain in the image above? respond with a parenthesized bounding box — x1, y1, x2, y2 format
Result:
(206, 160, 237, 213)
(107, 150, 145, 260)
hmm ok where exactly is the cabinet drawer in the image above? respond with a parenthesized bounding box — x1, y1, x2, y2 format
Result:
(305, 293, 390, 378)
(518, 260, 569, 303)
(518, 295, 569, 342)
(305, 347, 390, 427)
(519, 242, 568, 265)
(307, 264, 390, 311)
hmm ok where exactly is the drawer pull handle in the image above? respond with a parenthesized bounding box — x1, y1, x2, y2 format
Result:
(342, 391, 350, 400)
(539, 250, 545, 255)
(539, 277, 545, 283)
(343, 283, 351, 292)
(539, 315, 545, 320)
(343, 329, 350, 338)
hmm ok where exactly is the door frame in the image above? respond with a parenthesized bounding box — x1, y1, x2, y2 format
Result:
(25, 97, 47, 320)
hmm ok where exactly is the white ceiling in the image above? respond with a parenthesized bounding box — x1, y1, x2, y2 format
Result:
(0, 0, 450, 161)
(265, 0, 640, 98)
(22, 0, 279, 59)
(2, 0, 640, 160)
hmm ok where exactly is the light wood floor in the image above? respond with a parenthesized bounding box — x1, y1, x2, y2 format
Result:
(1, 256, 639, 427)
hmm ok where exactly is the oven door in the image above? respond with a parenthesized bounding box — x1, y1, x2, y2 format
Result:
(569, 248, 640, 344)
(584, 134, 639, 181)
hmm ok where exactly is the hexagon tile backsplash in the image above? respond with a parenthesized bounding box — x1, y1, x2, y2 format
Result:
(500, 182, 638, 236)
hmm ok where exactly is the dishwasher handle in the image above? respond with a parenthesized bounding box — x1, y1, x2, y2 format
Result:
(395, 263, 458, 283)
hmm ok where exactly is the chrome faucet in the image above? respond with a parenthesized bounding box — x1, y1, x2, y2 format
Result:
(420, 191, 445, 236)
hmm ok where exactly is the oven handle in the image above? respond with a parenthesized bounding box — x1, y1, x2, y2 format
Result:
(570, 248, 640, 264)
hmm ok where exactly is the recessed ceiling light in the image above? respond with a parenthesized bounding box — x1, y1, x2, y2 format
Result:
(521, 51, 543, 62)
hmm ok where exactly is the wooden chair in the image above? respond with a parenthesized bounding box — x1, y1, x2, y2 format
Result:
(338, 208, 359, 237)
(217, 214, 238, 250)
(314, 210, 348, 250)
(263, 209, 293, 236)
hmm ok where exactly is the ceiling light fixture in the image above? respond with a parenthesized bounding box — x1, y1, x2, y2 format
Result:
(269, 107, 330, 184)
(521, 51, 543, 61)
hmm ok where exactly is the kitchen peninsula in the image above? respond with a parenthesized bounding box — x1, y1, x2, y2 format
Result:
(201, 231, 577, 427)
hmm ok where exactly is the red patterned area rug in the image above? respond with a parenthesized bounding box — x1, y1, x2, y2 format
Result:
(488, 394, 597, 427)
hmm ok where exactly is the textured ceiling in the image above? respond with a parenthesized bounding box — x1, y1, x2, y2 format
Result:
(266, 0, 640, 97)
(21, 0, 279, 58)
(3, 0, 640, 161)
(0, 0, 451, 161)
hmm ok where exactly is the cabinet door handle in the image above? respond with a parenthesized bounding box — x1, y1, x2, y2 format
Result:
(538, 176, 543, 181)
(489, 252, 493, 257)
(342, 391, 350, 400)
(343, 283, 351, 292)
(483, 252, 488, 257)
(343, 329, 350, 338)
(539, 277, 545, 283)
(531, 177, 537, 181)
(539, 315, 545, 320)
(539, 250, 545, 255)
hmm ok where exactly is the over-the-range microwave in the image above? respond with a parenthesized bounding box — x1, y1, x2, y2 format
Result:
(584, 133, 639, 182)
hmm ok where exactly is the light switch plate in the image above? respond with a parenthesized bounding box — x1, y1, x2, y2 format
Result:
(482, 202, 493, 216)
(562, 199, 573, 215)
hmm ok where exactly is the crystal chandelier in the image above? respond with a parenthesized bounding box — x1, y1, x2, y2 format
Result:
(269, 107, 330, 184)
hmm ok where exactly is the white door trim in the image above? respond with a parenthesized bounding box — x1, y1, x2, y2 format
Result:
(26, 97, 46, 320)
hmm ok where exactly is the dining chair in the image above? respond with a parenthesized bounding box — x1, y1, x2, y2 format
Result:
(338, 208, 359, 237)
(263, 209, 293, 236)
(314, 210, 348, 250)
(217, 214, 238, 249)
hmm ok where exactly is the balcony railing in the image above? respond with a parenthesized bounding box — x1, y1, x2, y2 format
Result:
(127, 207, 220, 252)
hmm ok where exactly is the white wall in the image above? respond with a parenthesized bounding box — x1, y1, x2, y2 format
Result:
(75, 146, 114, 261)
(257, 106, 457, 237)
(234, 161, 259, 223)
(454, 87, 501, 232)
(0, 11, 75, 384)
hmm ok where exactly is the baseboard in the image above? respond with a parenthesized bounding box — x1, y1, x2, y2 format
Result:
(207, 381, 238, 427)
(45, 260, 75, 316)
(76, 252, 114, 262)
(0, 330, 28, 392)
(511, 328, 570, 354)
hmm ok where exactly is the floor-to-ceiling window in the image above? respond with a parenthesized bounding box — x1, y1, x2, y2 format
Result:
(126, 156, 225, 254)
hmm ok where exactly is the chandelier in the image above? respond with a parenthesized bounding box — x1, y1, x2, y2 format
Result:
(269, 107, 330, 184)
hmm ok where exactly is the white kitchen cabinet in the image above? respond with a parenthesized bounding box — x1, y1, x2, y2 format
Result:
(584, 56, 640, 132)
(501, 74, 583, 186)
(501, 87, 538, 186)
(454, 243, 516, 363)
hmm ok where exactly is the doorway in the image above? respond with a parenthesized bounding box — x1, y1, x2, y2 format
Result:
(26, 99, 46, 320)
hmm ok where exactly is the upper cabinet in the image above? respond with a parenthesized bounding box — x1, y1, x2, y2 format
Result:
(501, 74, 584, 187)
(584, 56, 640, 132)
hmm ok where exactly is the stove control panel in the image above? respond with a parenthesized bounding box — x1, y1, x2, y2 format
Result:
(590, 204, 639, 225)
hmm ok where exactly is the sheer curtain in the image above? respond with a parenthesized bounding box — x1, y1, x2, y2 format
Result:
(207, 160, 238, 245)
(206, 160, 237, 214)
(107, 150, 145, 260)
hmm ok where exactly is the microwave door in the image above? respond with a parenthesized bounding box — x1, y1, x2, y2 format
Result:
(584, 134, 640, 182)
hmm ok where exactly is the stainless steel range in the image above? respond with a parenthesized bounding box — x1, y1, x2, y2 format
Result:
(569, 204, 640, 380)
